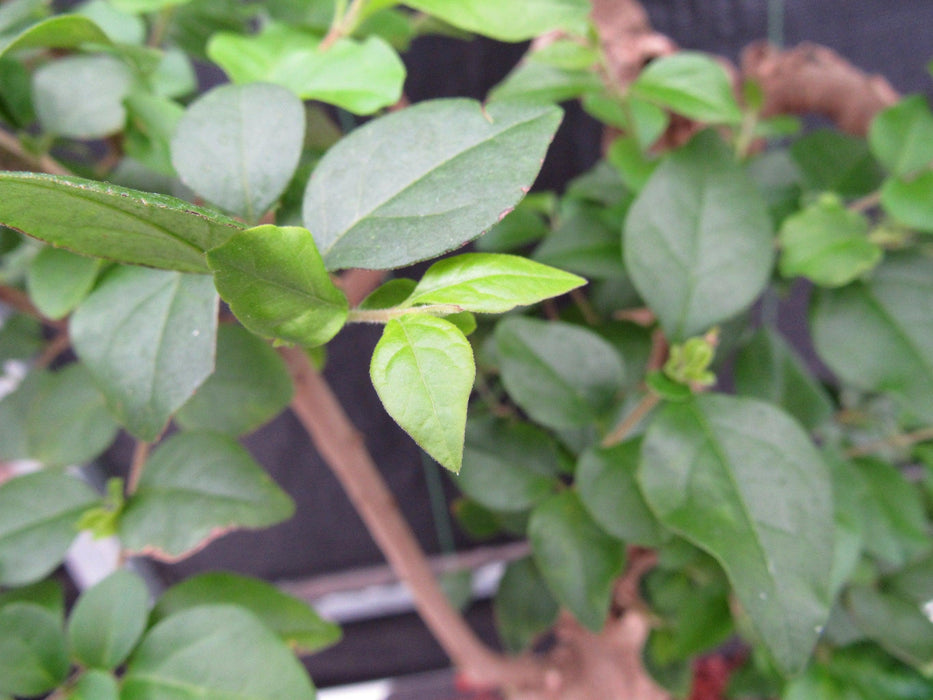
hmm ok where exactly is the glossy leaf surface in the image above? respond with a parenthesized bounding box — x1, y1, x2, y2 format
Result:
(71, 267, 218, 440)
(639, 394, 834, 675)
(304, 98, 562, 270)
(120, 432, 294, 559)
(371, 315, 474, 472)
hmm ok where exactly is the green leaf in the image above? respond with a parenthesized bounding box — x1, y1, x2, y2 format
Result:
(176, 324, 293, 436)
(495, 316, 624, 430)
(0, 364, 119, 467)
(528, 491, 625, 631)
(405, 253, 584, 313)
(0, 603, 69, 697)
(26, 247, 101, 320)
(607, 135, 659, 192)
(401, 0, 590, 42)
(582, 93, 669, 150)
(0, 471, 99, 587)
(303, 98, 562, 271)
(153, 572, 341, 654)
(75, 0, 146, 45)
(71, 267, 218, 440)
(778, 193, 882, 287)
(207, 25, 404, 114)
(0, 15, 111, 59)
(528, 38, 600, 70)
(0, 172, 244, 273)
(33, 54, 132, 139)
(120, 432, 295, 560)
(812, 253, 933, 423)
(881, 171, 933, 232)
(456, 416, 561, 512)
(0, 579, 64, 619)
(494, 556, 559, 652)
(68, 669, 119, 700)
(207, 225, 349, 347)
(847, 586, 933, 672)
(624, 130, 774, 340)
(370, 315, 474, 472)
(630, 52, 742, 124)
(638, 394, 834, 675)
(489, 62, 602, 104)
(121, 605, 315, 699)
(171, 83, 305, 221)
(476, 199, 550, 252)
(733, 327, 834, 431)
(533, 203, 625, 280)
(790, 129, 884, 197)
(123, 92, 185, 176)
(869, 95, 933, 177)
(0, 55, 35, 128)
(576, 439, 666, 546)
(67, 569, 149, 670)
(359, 278, 418, 310)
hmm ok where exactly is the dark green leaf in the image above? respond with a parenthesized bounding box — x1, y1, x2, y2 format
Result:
(529, 491, 625, 631)
(123, 92, 185, 176)
(406, 253, 585, 313)
(402, 0, 590, 42)
(26, 246, 101, 320)
(639, 394, 834, 674)
(533, 203, 625, 280)
(0, 579, 64, 619)
(71, 267, 217, 440)
(0, 172, 244, 273)
(207, 25, 405, 114)
(0, 364, 119, 467)
(607, 136, 658, 192)
(358, 278, 418, 310)
(68, 569, 149, 670)
(0, 313, 42, 362)
(370, 315, 474, 472)
(848, 586, 933, 671)
(881, 171, 933, 232)
(153, 572, 340, 654)
(207, 225, 349, 347)
(489, 62, 602, 103)
(812, 253, 933, 423)
(476, 200, 550, 253)
(733, 327, 834, 431)
(496, 316, 624, 430)
(624, 130, 774, 340)
(120, 432, 295, 560)
(122, 605, 315, 699)
(176, 324, 293, 436)
(0, 56, 34, 128)
(576, 439, 666, 546)
(303, 98, 562, 271)
(456, 416, 561, 512)
(0, 471, 99, 586)
(68, 669, 119, 700)
(778, 194, 881, 287)
(171, 83, 305, 221)
(0, 603, 69, 697)
(494, 556, 559, 652)
(790, 129, 884, 197)
(869, 95, 933, 177)
(630, 52, 742, 124)
(0, 15, 111, 58)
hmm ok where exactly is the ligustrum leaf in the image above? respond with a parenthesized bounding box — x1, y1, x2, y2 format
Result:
(370, 315, 474, 472)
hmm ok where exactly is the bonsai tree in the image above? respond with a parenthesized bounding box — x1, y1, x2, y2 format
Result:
(0, 0, 930, 698)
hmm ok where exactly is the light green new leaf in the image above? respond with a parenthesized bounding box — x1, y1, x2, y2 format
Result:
(207, 25, 404, 114)
(110, 0, 192, 12)
(881, 171, 933, 232)
(0, 603, 69, 697)
(0, 15, 111, 59)
(495, 316, 624, 430)
(67, 569, 149, 670)
(0, 471, 99, 587)
(733, 327, 834, 431)
(207, 225, 349, 347)
(402, 0, 590, 42)
(494, 556, 559, 653)
(528, 491, 626, 631)
(153, 572, 341, 654)
(26, 246, 101, 320)
(812, 253, 933, 423)
(171, 83, 305, 221)
(68, 669, 119, 700)
(489, 62, 602, 104)
(33, 54, 132, 139)
(71, 267, 218, 441)
(405, 253, 585, 313)
(75, 0, 146, 44)
(624, 130, 774, 340)
(124, 92, 185, 176)
(371, 315, 474, 472)
(304, 98, 562, 271)
(0, 364, 119, 467)
(121, 605, 315, 700)
(639, 394, 834, 675)
(0, 172, 244, 273)
(630, 52, 742, 124)
(778, 194, 881, 287)
(869, 95, 933, 177)
(176, 324, 294, 437)
(120, 432, 294, 559)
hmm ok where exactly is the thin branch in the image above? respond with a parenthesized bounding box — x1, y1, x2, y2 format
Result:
(127, 440, 151, 494)
(844, 426, 933, 458)
(0, 128, 72, 176)
(849, 190, 882, 213)
(0, 284, 67, 329)
(34, 330, 70, 369)
(601, 391, 660, 448)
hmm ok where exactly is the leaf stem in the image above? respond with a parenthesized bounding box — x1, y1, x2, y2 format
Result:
(320, 0, 367, 51)
(34, 330, 71, 370)
(127, 440, 151, 494)
(347, 304, 463, 324)
(0, 127, 72, 176)
(844, 425, 933, 458)
(849, 190, 882, 213)
(601, 391, 660, 448)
